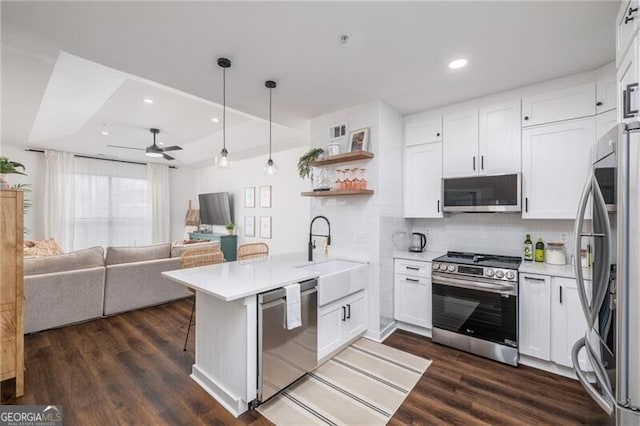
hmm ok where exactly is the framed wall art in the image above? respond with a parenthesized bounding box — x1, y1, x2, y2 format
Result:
(260, 216, 272, 239)
(244, 216, 255, 237)
(259, 185, 272, 208)
(348, 127, 369, 152)
(244, 187, 255, 208)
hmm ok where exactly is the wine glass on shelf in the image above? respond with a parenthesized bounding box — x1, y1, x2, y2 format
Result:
(359, 168, 367, 189)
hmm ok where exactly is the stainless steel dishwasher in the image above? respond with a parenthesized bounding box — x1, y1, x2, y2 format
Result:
(257, 278, 318, 403)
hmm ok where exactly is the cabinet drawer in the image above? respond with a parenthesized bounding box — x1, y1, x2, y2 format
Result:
(521, 82, 596, 127)
(394, 259, 431, 278)
(617, 0, 640, 66)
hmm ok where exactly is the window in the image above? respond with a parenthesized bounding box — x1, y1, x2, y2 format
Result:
(73, 159, 149, 249)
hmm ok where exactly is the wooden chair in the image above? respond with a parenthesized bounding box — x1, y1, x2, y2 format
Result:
(237, 243, 269, 261)
(180, 247, 224, 351)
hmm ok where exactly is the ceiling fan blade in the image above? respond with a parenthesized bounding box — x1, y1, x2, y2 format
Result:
(163, 153, 175, 161)
(107, 144, 145, 151)
(161, 145, 183, 152)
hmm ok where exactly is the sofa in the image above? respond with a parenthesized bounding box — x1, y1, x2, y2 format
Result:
(23, 241, 219, 333)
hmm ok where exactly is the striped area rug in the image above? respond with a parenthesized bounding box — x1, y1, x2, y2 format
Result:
(257, 337, 431, 425)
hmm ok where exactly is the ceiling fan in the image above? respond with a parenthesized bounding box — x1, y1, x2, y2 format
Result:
(108, 128, 182, 160)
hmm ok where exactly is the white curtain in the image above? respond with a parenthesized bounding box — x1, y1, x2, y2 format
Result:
(146, 163, 170, 244)
(44, 150, 75, 252)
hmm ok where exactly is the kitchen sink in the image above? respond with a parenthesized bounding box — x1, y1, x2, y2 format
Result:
(297, 259, 367, 306)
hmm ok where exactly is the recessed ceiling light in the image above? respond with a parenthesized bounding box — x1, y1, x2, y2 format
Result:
(143, 98, 154, 104)
(101, 130, 109, 136)
(448, 58, 468, 70)
(211, 117, 219, 123)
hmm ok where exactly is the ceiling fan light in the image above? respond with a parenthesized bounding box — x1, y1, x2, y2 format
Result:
(264, 158, 278, 176)
(145, 151, 164, 158)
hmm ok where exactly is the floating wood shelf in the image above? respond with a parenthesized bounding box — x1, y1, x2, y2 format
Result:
(310, 151, 374, 167)
(301, 189, 374, 197)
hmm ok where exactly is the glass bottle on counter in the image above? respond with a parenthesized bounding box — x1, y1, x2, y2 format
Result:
(524, 234, 533, 261)
(535, 238, 545, 262)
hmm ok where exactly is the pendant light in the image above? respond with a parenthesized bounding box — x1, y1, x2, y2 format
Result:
(216, 57, 232, 168)
(264, 80, 278, 176)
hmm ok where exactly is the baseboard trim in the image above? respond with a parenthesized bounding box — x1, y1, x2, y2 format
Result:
(518, 355, 582, 380)
(396, 322, 432, 338)
(191, 365, 247, 417)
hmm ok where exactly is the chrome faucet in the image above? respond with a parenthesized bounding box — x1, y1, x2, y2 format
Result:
(308, 215, 331, 261)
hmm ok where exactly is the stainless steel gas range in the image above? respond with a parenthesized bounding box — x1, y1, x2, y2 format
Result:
(431, 251, 522, 366)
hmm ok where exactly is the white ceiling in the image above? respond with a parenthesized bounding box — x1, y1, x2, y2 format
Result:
(1, 1, 618, 165)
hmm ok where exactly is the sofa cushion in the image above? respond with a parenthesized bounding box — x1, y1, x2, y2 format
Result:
(24, 239, 64, 257)
(170, 241, 220, 258)
(105, 243, 171, 265)
(24, 246, 105, 276)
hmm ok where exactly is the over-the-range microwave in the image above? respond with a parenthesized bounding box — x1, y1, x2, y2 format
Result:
(442, 173, 522, 213)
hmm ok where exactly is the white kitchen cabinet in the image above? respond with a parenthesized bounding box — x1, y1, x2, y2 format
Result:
(522, 117, 595, 219)
(596, 71, 617, 114)
(394, 259, 432, 329)
(521, 82, 596, 128)
(597, 109, 618, 140)
(617, 37, 639, 123)
(551, 277, 591, 371)
(442, 109, 479, 177)
(617, 0, 639, 66)
(404, 142, 442, 218)
(478, 99, 522, 175)
(405, 117, 442, 146)
(317, 290, 367, 361)
(519, 274, 551, 361)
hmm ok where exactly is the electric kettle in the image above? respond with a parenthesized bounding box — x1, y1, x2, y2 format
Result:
(409, 233, 426, 253)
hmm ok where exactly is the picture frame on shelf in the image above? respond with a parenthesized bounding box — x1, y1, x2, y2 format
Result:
(244, 216, 255, 237)
(244, 187, 255, 208)
(259, 185, 272, 208)
(348, 127, 369, 152)
(260, 216, 272, 239)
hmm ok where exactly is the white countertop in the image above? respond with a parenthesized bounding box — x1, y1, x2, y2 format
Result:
(393, 251, 445, 262)
(162, 252, 365, 302)
(519, 261, 593, 280)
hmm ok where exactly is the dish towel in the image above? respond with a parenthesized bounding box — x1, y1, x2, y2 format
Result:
(285, 283, 302, 330)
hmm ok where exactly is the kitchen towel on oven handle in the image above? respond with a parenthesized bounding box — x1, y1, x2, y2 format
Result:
(285, 283, 302, 330)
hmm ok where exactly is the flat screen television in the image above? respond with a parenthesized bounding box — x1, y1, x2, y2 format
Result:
(198, 192, 233, 225)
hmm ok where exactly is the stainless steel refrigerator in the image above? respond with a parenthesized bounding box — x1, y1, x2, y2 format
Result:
(573, 122, 640, 425)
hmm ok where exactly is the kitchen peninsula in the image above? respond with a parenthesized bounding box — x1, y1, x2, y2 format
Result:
(162, 253, 368, 417)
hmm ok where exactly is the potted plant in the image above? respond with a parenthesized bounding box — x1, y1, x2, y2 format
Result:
(225, 222, 236, 235)
(0, 156, 26, 189)
(297, 148, 324, 180)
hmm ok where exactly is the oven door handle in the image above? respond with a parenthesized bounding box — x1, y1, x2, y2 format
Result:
(432, 274, 515, 295)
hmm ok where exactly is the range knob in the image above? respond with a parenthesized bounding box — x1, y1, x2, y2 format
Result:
(432, 263, 440, 271)
(485, 269, 495, 277)
(439, 263, 447, 271)
(447, 264, 456, 272)
(495, 270, 505, 279)
(506, 271, 515, 280)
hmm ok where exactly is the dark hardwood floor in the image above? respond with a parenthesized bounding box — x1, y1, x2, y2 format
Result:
(1, 298, 610, 425)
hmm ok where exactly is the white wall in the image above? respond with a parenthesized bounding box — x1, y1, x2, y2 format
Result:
(195, 146, 310, 255)
(169, 166, 198, 241)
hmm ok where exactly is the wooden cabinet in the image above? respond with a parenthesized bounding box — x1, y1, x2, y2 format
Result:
(521, 82, 596, 128)
(478, 99, 522, 175)
(617, 0, 639, 66)
(405, 117, 442, 146)
(522, 117, 595, 219)
(442, 109, 479, 177)
(0, 190, 24, 397)
(519, 274, 551, 360)
(551, 278, 591, 371)
(317, 290, 367, 362)
(393, 259, 431, 329)
(617, 38, 639, 123)
(404, 142, 442, 218)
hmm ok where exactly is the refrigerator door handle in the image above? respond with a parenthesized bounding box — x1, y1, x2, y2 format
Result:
(590, 175, 612, 327)
(572, 337, 615, 415)
(574, 172, 595, 325)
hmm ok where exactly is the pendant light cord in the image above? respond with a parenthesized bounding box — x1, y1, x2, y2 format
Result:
(223, 67, 226, 151)
(269, 86, 272, 159)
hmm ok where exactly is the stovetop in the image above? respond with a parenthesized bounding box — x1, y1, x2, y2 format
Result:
(434, 251, 522, 270)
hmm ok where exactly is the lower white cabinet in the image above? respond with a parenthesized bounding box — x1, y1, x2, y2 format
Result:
(393, 259, 432, 329)
(519, 274, 591, 372)
(317, 290, 367, 361)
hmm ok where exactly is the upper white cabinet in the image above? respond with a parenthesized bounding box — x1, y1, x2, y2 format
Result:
(596, 71, 617, 114)
(617, 38, 639, 123)
(405, 117, 442, 146)
(442, 110, 479, 177)
(521, 82, 596, 128)
(404, 142, 442, 218)
(597, 109, 618, 140)
(519, 274, 551, 361)
(478, 100, 522, 175)
(522, 117, 595, 219)
(617, 0, 640, 66)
